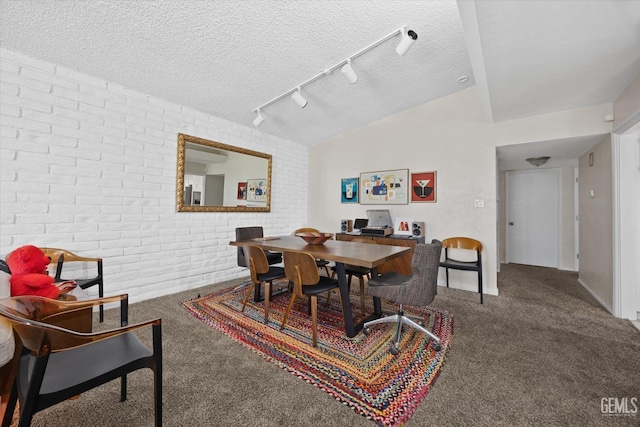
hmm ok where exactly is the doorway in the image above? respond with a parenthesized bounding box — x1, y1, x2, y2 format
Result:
(506, 169, 560, 268)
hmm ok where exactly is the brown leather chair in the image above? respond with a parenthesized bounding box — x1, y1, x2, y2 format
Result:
(39, 247, 105, 321)
(281, 252, 340, 347)
(363, 240, 443, 355)
(0, 294, 162, 427)
(241, 245, 286, 324)
(439, 237, 483, 303)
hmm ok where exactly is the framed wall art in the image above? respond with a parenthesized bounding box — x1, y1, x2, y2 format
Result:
(246, 179, 268, 203)
(410, 171, 437, 203)
(341, 177, 359, 204)
(359, 169, 409, 205)
(394, 217, 413, 235)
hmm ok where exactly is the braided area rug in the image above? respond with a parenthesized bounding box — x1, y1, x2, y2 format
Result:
(181, 281, 453, 426)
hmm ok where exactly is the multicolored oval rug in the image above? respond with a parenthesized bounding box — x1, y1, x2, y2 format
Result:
(181, 280, 453, 426)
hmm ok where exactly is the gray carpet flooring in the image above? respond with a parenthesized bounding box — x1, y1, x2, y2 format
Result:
(22, 263, 640, 426)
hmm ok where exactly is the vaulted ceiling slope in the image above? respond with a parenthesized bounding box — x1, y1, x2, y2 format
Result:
(1, 1, 639, 146)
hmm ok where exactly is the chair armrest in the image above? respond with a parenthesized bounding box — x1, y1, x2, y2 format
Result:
(47, 317, 162, 354)
(42, 294, 129, 327)
(59, 253, 101, 263)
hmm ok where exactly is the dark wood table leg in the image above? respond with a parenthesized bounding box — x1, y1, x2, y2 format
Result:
(334, 262, 357, 338)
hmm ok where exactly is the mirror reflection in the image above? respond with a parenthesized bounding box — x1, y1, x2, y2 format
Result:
(176, 133, 271, 212)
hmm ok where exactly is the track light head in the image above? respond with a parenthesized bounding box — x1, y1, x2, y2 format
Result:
(341, 59, 358, 84)
(291, 88, 308, 108)
(253, 109, 265, 127)
(396, 28, 418, 56)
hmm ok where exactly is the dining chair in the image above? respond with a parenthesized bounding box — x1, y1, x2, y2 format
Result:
(293, 228, 331, 276)
(439, 237, 483, 303)
(235, 227, 282, 268)
(329, 237, 375, 316)
(241, 245, 286, 324)
(0, 294, 162, 427)
(281, 251, 340, 347)
(38, 247, 105, 321)
(363, 240, 443, 355)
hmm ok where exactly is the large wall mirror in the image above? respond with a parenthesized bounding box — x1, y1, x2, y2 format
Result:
(176, 133, 272, 212)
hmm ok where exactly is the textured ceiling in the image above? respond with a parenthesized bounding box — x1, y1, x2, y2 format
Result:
(0, 0, 474, 146)
(1, 0, 639, 152)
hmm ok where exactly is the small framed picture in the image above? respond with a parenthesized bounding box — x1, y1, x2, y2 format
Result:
(410, 171, 437, 203)
(394, 217, 413, 235)
(341, 178, 359, 204)
(246, 179, 268, 202)
(237, 182, 247, 200)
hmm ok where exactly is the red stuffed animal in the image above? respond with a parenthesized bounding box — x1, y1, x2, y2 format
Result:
(6, 245, 60, 299)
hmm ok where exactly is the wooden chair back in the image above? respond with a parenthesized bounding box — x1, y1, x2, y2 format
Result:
(245, 245, 270, 282)
(441, 237, 482, 252)
(39, 248, 101, 264)
(284, 252, 319, 298)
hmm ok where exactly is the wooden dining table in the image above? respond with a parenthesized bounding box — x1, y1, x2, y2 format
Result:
(230, 235, 410, 338)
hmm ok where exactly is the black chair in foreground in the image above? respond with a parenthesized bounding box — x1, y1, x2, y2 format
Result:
(363, 240, 443, 355)
(0, 294, 162, 427)
(439, 237, 483, 304)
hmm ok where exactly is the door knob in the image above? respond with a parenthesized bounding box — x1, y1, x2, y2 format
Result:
(509, 222, 514, 226)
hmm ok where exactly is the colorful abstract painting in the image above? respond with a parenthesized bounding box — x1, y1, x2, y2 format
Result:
(359, 169, 409, 205)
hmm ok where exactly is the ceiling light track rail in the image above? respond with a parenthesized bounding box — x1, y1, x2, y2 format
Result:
(252, 25, 417, 126)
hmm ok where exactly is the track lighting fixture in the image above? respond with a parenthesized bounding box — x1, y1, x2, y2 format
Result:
(341, 59, 358, 84)
(252, 109, 265, 127)
(395, 28, 418, 56)
(291, 88, 308, 108)
(251, 25, 418, 126)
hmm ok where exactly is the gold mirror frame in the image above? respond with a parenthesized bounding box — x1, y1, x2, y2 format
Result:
(176, 133, 272, 212)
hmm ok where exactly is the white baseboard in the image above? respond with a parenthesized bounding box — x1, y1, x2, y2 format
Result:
(437, 280, 499, 296)
(577, 278, 613, 314)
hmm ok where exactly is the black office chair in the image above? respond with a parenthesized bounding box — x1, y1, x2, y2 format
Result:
(0, 294, 162, 427)
(363, 240, 443, 355)
(235, 227, 282, 267)
(439, 237, 483, 303)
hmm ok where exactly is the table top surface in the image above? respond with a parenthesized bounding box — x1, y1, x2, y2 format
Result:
(230, 235, 410, 269)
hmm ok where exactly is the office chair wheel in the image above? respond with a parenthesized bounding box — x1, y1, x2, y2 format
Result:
(363, 327, 371, 336)
(390, 345, 399, 355)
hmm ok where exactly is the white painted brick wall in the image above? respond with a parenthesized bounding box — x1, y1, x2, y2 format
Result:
(0, 48, 308, 303)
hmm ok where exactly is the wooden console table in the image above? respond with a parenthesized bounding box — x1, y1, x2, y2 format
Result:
(336, 233, 425, 275)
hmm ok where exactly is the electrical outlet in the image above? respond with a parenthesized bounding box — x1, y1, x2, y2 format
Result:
(474, 199, 485, 208)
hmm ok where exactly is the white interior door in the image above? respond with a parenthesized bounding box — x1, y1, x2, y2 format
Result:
(506, 169, 560, 267)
